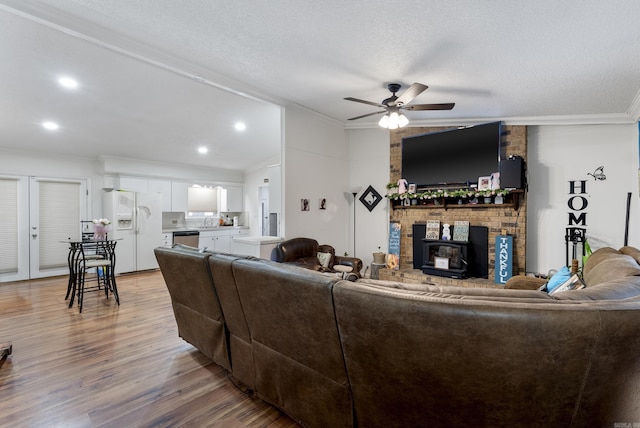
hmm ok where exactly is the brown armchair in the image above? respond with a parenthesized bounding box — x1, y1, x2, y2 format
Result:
(270, 237, 363, 277)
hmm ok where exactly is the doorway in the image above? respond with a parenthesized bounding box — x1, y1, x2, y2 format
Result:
(259, 185, 269, 236)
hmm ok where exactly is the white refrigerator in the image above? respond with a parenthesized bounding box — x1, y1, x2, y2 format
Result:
(103, 191, 162, 274)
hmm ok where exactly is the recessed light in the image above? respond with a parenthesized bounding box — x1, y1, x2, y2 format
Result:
(198, 147, 208, 154)
(42, 121, 59, 131)
(234, 122, 246, 131)
(58, 76, 78, 89)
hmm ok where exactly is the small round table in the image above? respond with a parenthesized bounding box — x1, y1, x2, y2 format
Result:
(333, 264, 353, 279)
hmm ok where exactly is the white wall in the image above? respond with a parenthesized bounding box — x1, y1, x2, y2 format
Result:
(347, 128, 390, 268)
(528, 123, 639, 273)
(283, 107, 350, 252)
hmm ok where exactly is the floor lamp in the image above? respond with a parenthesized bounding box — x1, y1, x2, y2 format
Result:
(351, 187, 361, 257)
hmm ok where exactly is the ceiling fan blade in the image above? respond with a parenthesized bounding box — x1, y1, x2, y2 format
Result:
(344, 97, 385, 108)
(403, 103, 455, 111)
(395, 82, 428, 106)
(347, 110, 387, 121)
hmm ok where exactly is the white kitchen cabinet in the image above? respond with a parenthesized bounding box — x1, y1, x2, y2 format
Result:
(199, 228, 249, 252)
(171, 181, 189, 212)
(214, 235, 231, 252)
(148, 179, 172, 211)
(225, 185, 243, 212)
(199, 230, 229, 252)
(198, 231, 214, 250)
(119, 176, 149, 193)
(161, 232, 172, 248)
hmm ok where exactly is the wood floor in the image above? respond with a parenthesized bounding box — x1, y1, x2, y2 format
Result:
(0, 270, 299, 428)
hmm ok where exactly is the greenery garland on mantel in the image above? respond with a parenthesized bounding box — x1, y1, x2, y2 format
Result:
(386, 187, 511, 201)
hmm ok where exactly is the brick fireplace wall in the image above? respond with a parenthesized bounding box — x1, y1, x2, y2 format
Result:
(389, 125, 527, 277)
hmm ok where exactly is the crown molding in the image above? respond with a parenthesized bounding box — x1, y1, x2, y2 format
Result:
(343, 112, 637, 130)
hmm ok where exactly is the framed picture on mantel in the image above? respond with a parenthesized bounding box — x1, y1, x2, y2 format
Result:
(478, 176, 491, 191)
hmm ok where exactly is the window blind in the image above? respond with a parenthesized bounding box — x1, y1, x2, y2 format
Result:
(0, 178, 18, 274)
(39, 181, 81, 269)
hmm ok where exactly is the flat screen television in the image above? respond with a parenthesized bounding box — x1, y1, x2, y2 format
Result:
(401, 121, 502, 188)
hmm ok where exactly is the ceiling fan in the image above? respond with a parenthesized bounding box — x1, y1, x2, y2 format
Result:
(344, 82, 454, 129)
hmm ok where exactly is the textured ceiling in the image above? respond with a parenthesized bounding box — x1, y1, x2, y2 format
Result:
(1, 0, 639, 171)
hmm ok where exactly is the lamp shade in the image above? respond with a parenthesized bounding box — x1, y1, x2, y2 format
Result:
(378, 110, 409, 129)
(387, 111, 400, 129)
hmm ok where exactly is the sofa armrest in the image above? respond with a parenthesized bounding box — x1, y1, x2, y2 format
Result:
(335, 256, 363, 275)
(504, 275, 546, 290)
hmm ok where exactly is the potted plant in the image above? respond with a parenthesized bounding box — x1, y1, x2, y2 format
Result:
(372, 246, 386, 264)
(386, 181, 399, 196)
(449, 189, 468, 204)
(494, 188, 511, 204)
(475, 189, 493, 204)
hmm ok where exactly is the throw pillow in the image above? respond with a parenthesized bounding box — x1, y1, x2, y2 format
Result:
(317, 252, 332, 268)
(545, 266, 571, 293)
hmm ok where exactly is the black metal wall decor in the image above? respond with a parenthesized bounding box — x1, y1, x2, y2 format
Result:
(565, 227, 586, 267)
(359, 185, 382, 212)
(587, 166, 606, 181)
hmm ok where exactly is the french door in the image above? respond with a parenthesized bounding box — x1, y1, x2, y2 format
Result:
(29, 177, 87, 279)
(0, 175, 87, 282)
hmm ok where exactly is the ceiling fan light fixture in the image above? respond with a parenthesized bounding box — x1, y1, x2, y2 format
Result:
(398, 113, 409, 128)
(378, 113, 389, 128)
(387, 111, 400, 129)
(378, 109, 409, 130)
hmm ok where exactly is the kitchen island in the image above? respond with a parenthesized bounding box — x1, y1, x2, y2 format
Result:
(231, 235, 283, 259)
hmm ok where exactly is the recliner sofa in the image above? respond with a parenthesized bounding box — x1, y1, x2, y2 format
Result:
(155, 244, 640, 427)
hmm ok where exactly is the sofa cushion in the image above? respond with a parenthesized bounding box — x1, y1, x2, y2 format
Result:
(620, 246, 640, 265)
(582, 247, 620, 279)
(504, 275, 547, 290)
(583, 253, 640, 286)
(356, 277, 554, 303)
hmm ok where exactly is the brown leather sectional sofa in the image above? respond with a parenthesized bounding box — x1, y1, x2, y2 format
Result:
(154, 244, 640, 427)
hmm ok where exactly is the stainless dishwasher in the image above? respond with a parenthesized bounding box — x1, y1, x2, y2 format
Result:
(172, 230, 200, 248)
